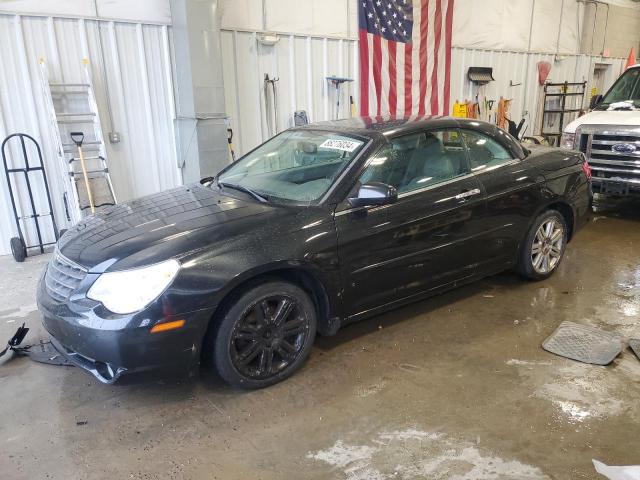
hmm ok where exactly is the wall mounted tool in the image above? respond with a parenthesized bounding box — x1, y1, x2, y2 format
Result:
(326, 76, 353, 120)
(264, 74, 280, 137)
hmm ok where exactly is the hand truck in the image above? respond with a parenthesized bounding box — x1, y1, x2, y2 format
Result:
(1, 133, 60, 262)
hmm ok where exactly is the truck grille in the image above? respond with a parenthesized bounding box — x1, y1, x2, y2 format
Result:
(45, 252, 88, 302)
(578, 127, 640, 187)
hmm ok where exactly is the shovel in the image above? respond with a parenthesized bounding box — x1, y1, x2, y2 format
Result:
(70, 131, 95, 213)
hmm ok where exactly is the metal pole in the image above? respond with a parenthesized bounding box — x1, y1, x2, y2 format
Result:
(555, 0, 565, 56)
(521, 0, 537, 117)
(93, 0, 117, 139)
(601, 3, 610, 56)
(272, 79, 279, 133)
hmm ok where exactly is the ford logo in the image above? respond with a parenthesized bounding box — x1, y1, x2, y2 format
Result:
(612, 143, 637, 154)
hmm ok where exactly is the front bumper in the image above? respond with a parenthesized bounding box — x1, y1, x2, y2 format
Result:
(37, 274, 215, 384)
(591, 177, 640, 197)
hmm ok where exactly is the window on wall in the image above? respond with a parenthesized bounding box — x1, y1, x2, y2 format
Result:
(461, 130, 515, 172)
(358, 130, 469, 194)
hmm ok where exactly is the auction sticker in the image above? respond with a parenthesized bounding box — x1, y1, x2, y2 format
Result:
(319, 138, 362, 152)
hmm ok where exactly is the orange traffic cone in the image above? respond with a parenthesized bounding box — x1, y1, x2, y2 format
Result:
(625, 47, 636, 70)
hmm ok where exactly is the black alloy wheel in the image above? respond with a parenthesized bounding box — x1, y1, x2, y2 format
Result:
(212, 281, 317, 388)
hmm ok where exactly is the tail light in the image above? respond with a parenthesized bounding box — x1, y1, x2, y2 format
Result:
(581, 156, 592, 180)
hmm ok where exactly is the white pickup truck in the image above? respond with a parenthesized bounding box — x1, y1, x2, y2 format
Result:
(561, 65, 640, 196)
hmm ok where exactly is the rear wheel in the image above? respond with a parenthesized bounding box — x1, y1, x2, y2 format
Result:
(211, 281, 317, 389)
(10, 237, 26, 263)
(517, 210, 567, 280)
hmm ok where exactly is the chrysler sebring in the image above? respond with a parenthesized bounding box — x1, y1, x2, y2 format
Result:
(37, 117, 592, 388)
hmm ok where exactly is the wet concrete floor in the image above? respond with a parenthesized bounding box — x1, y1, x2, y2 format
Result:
(1, 198, 639, 479)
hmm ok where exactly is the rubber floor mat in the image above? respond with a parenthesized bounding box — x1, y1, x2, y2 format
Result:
(630, 339, 640, 361)
(542, 321, 624, 365)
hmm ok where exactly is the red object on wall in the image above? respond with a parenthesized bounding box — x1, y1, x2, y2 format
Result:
(625, 47, 637, 70)
(537, 61, 551, 86)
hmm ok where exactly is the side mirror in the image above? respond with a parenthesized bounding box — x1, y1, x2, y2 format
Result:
(589, 94, 603, 110)
(348, 182, 398, 208)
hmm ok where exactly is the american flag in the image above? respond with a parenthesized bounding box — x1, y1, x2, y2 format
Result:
(358, 0, 454, 118)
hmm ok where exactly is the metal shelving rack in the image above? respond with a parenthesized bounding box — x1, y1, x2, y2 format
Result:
(541, 81, 587, 146)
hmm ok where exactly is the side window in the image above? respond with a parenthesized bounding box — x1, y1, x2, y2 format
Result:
(461, 130, 515, 172)
(358, 130, 469, 194)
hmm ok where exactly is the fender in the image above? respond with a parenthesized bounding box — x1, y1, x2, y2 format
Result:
(207, 259, 343, 332)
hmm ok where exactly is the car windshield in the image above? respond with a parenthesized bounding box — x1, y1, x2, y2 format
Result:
(217, 130, 366, 203)
(597, 67, 640, 109)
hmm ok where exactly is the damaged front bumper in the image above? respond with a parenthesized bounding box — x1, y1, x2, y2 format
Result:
(49, 336, 127, 383)
(37, 275, 214, 384)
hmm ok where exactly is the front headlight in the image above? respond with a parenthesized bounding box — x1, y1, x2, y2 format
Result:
(87, 259, 180, 314)
(560, 132, 576, 150)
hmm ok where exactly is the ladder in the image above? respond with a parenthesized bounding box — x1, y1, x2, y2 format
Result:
(540, 81, 587, 147)
(39, 58, 117, 224)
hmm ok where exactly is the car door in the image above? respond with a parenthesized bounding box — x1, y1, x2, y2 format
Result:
(460, 128, 543, 271)
(335, 129, 487, 318)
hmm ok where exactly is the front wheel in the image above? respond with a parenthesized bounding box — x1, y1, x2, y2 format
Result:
(517, 210, 568, 281)
(211, 281, 317, 389)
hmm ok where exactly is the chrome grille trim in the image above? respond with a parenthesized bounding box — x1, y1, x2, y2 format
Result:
(585, 158, 640, 167)
(44, 252, 88, 302)
(590, 165, 640, 175)
(576, 125, 640, 183)
(590, 139, 640, 146)
(592, 177, 640, 185)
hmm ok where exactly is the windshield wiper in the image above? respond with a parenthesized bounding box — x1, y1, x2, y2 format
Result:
(218, 181, 268, 203)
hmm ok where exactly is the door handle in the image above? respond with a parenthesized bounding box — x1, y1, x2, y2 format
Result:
(455, 188, 481, 200)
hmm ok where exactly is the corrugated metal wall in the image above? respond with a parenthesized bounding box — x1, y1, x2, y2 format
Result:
(220, 28, 359, 156)
(449, 47, 626, 137)
(221, 31, 626, 157)
(0, 16, 628, 257)
(0, 13, 179, 255)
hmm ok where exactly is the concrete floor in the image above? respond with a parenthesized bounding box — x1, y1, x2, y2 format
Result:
(1, 198, 639, 480)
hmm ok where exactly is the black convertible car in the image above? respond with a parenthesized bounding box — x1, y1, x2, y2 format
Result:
(37, 117, 592, 388)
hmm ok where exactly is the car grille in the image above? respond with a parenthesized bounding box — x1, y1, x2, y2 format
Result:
(577, 127, 640, 186)
(44, 252, 88, 302)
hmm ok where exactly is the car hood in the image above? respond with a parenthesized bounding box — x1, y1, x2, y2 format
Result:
(58, 185, 282, 272)
(564, 110, 640, 133)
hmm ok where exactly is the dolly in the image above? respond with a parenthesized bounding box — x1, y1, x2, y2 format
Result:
(1, 133, 60, 262)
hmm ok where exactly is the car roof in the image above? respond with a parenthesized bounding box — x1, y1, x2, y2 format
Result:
(295, 116, 499, 139)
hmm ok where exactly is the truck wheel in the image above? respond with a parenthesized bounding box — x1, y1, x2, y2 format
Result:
(10, 237, 27, 263)
(517, 210, 567, 281)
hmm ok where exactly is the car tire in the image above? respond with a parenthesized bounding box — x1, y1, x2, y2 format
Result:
(211, 280, 317, 389)
(517, 210, 568, 281)
(10, 237, 27, 263)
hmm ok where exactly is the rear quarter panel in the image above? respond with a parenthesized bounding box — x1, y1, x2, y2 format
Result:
(524, 146, 592, 236)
